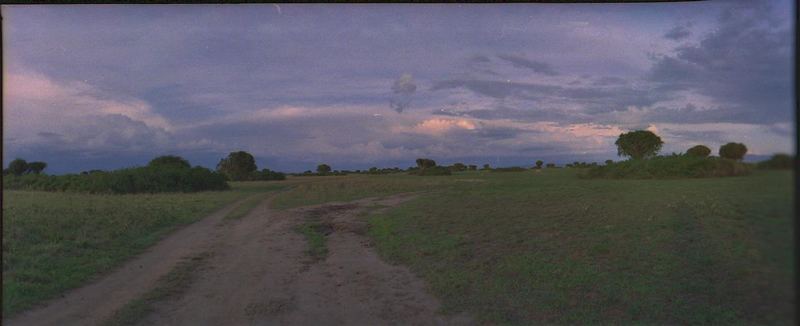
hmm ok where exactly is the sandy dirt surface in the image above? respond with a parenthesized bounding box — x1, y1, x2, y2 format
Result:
(5, 194, 261, 326)
(8, 193, 473, 326)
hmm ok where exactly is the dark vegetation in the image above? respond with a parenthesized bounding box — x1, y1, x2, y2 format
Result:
(410, 158, 451, 176)
(686, 145, 712, 158)
(491, 167, 527, 172)
(615, 130, 663, 160)
(719, 142, 748, 160)
(756, 153, 794, 170)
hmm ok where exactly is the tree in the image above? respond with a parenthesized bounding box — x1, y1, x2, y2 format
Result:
(8, 159, 29, 176)
(535, 160, 543, 169)
(719, 143, 748, 161)
(216, 151, 257, 181)
(415, 158, 437, 169)
(482, 164, 491, 170)
(605, 159, 614, 165)
(686, 145, 711, 158)
(27, 161, 47, 174)
(546, 163, 555, 168)
(468, 164, 477, 171)
(451, 163, 466, 171)
(317, 164, 332, 174)
(615, 130, 664, 160)
(148, 155, 190, 169)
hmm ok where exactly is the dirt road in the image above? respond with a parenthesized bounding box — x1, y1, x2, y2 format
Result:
(7, 194, 472, 326)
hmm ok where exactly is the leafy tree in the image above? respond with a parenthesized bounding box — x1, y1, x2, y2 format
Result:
(615, 130, 664, 160)
(451, 163, 467, 171)
(317, 164, 332, 174)
(686, 145, 711, 158)
(216, 151, 257, 181)
(757, 153, 794, 170)
(605, 159, 614, 165)
(719, 143, 748, 161)
(415, 158, 437, 169)
(535, 160, 544, 169)
(148, 155, 190, 169)
(8, 159, 29, 176)
(27, 161, 48, 174)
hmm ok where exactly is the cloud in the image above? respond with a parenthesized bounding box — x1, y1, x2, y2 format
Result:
(496, 54, 558, 76)
(664, 24, 692, 40)
(389, 73, 417, 113)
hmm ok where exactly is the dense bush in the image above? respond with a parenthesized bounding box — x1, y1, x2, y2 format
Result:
(686, 145, 712, 158)
(581, 155, 751, 179)
(217, 151, 257, 181)
(3, 165, 229, 193)
(148, 155, 191, 169)
(719, 143, 748, 161)
(757, 154, 794, 170)
(251, 168, 287, 180)
(411, 166, 451, 176)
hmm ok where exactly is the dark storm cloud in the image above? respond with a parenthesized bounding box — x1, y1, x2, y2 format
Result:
(647, 1, 793, 124)
(389, 74, 417, 113)
(496, 54, 558, 76)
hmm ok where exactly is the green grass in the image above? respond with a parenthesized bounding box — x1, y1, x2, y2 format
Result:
(295, 222, 330, 260)
(270, 174, 460, 209)
(2, 181, 284, 316)
(361, 169, 793, 324)
(102, 252, 211, 326)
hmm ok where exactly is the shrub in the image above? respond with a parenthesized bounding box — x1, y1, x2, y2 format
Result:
(686, 145, 711, 158)
(468, 164, 477, 171)
(412, 166, 451, 176)
(719, 143, 748, 161)
(615, 130, 664, 160)
(581, 155, 751, 179)
(450, 163, 467, 171)
(757, 153, 794, 170)
(605, 160, 613, 165)
(251, 168, 287, 180)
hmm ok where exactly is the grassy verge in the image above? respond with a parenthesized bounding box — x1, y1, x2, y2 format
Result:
(102, 252, 211, 326)
(295, 222, 330, 260)
(365, 169, 793, 324)
(2, 181, 284, 316)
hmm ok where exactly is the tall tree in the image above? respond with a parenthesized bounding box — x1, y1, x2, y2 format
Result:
(216, 151, 257, 181)
(7, 159, 29, 176)
(27, 161, 47, 174)
(615, 130, 664, 160)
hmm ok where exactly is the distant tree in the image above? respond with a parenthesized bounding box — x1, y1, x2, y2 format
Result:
(467, 164, 477, 171)
(545, 163, 555, 168)
(535, 160, 544, 169)
(615, 130, 664, 160)
(216, 151, 257, 181)
(451, 163, 467, 171)
(27, 161, 47, 174)
(415, 158, 437, 169)
(317, 164, 332, 175)
(482, 164, 491, 170)
(719, 143, 748, 161)
(148, 155, 190, 169)
(8, 159, 29, 176)
(686, 145, 712, 158)
(566, 164, 573, 168)
(605, 159, 614, 165)
(573, 161, 580, 167)
(757, 153, 794, 170)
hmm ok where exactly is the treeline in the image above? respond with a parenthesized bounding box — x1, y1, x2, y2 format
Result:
(4, 156, 229, 193)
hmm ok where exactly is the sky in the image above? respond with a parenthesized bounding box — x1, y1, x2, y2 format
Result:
(2, 1, 795, 174)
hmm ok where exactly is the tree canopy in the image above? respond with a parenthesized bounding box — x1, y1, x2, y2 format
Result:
(719, 143, 748, 161)
(686, 145, 712, 158)
(216, 151, 257, 181)
(614, 130, 664, 160)
(148, 155, 191, 169)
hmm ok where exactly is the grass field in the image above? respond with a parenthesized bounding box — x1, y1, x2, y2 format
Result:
(269, 169, 793, 324)
(1, 182, 284, 316)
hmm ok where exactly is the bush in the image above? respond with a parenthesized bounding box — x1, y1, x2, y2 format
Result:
(757, 154, 794, 170)
(719, 143, 748, 161)
(251, 168, 287, 181)
(148, 155, 191, 169)
(686, 145, 712, 158)
(411, 166, 451, 176)
(581, 155, 751, 179)
(3, 165, 229, 193)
